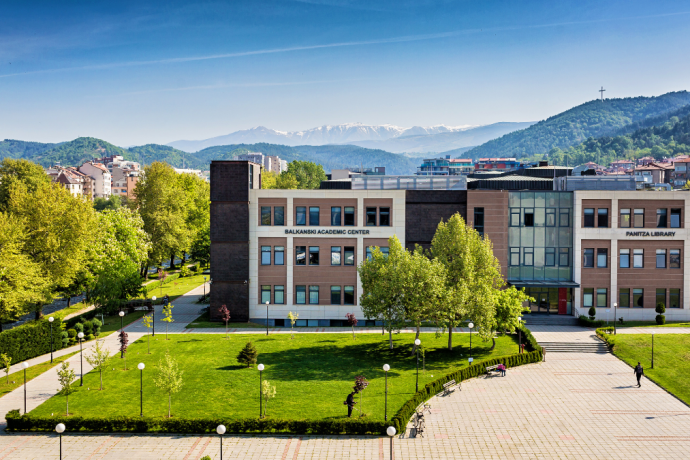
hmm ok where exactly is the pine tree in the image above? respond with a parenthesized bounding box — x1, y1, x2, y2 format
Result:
(237, 342, 258, 368)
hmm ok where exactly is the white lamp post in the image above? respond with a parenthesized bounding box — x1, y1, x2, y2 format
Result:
(56, 423, 65, 459)
(387, 426, 396, 459)
(119, 310, 125, 330)
(22, 362, 29, 414)
(217, 424, 226, 459)
(258, 364, 265, 418)
(265, 301, 270, 336)
(49, 316, 55, 363)
(414, 339, 421, 392)
(138, 363, 145, 416)
(468, 322, 474, 359)
(383, 364, 390, 420)
(614, 302, 617, 335)
(77, 332, 84, 386)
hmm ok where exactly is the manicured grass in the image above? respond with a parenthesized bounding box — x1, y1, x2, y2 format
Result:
(99, 311, 148, 335)
(187, 311, 264, 329)
(610, 334, 690, 404)
(616, 321, 690, 328)
(146, 274, 207, 301)
(32, 332, 518, 420)
(0, 352, 79, 397)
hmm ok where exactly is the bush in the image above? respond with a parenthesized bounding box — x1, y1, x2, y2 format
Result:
(588, 306, 596, 321)
(67, 329, 77, 346)
(61, 331, 69, 348)
(656, 302, 666, 325)
(92, 318, 102, 337)
(578, 315, 607, 328)
(237, 342, 258, 367)
(86, 334, 95, 341)
(516, 324, 540, 352)
(179, 265, 191, 277)
(596, 327, 615, 349)
(74, 323, 84, 334)
(0, 319, 64, 365)
(82, 320, 94, 336)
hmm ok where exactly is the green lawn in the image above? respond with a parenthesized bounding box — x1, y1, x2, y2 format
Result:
(610, 334, 690, 404)
(32, 332, 518, 420)
(0, 352, 79, 397)
(146, 274, 207, 301)
(99, 311, 148, 335)
(187, 311, 264, 329)
(616, 321, 690, 328)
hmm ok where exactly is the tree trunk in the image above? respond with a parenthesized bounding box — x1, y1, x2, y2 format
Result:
(0, 323, 4, 333)
(66, 395, 69, 416)
(170, 253, 175, 270)
(388, 325, 393, 350)
(490, 336, 496, 351)
(67, 296, 72, 308)
(448, 320, 454, 351)
(411, 326, 420, 356)
(100, 371, 103, 390)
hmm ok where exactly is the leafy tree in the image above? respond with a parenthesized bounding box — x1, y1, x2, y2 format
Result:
(1, 353, 11, 384)
(178, 171, 210, 260)
(142, 314, 153, 353)
(275, 171, 299, 189)
(93, 195, 121, 212)
(353, 375, 369, 417)
(153, 351, 184, 418)
(57, 361, 76, 415)
(190, 221, 210, 267)
(0, 158, 51, 210)
(237, 342, 258, 367)
(118, 330, 129, 369)
(220, 305, 231, 338)
(490, 287, 532, 350)
(345, 313, 357, 340)
(85, 340, 110, 390)
(683, 180, 690, 190)
(261, 169, 278, 189)
(162, 303, 175, 340)
(286, 161, 326, 189)
(261, 380, 276, 418)
(588, 306, 596, 321)
(57, 269, 92, 308)
(287, 311, 298, 339)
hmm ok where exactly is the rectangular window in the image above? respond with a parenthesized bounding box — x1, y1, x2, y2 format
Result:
(656, 249, 666, 268)
(296, 286, 306, 304)
(309, 246, 319, 265)
(296, 207, 307, 226)
(583, 248, 594, 268)
(597, 209, 608, 228)
(331, 246, 341, 265)
(657, 209, 668, 228)
(597, 288, 607, 308)
(274, 285, 285, 304)
(620, 209, 631, 228)
(344, 246, 355, 265)
(261, 285, 271, 304)
(559, 248, 569, 266)
(331, 207, 341, 226)
(656, 288, 666, 309)
(309, 207, 320, 226)
(633, 288, 644, 308)
(261, 246, 271, 265)
(509, 247, 520, 266)
(584, 208, 594, 227)
(330, 286, 341, 305)
(309, 286, 319, 304)
(473, 207, 484, 235)
(671, 208, 681, 228)
(379, 207, 390, 226)
(380, 247, 389, 257)
(366, 207, 377, 226)
(545, 247, 556, 266)
(295, 246, 306, 265)
(523, 247, 534, 266)
(510, 209, 520, 226)
(261, 207, 271, 226)
(274, 206, 285, 226)
(633, 249, 643, 268)
(670, 249, 681, 268)
(344, 286, 355, 305)
(670, 289, 681, 308)
(634, 209, 644, 228)
(524, 209, 534, 227)
(619, 288, 630, 308)
(559, 209, 570, 227)
(274, 246, 284, 265)
(583, 288, 594, 308)
(546, 208, 556, 227)
(366, 247, 372, 260)
(344, 207, 355, 226)
(619, 249, 630, 268)
(597, 248, 608, 268)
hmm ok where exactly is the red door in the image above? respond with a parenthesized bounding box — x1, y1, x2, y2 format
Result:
(558, 288, 567, 315)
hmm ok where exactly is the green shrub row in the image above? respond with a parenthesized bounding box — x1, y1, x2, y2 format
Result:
(578, 315, 607, 328)
(516, 324, 540, 352)
(595, 327, 615, 348)
(0, 319, 64, 366)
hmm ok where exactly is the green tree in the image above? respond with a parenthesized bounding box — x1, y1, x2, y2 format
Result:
(0, 158, 51, 210)
(286, 161, 326, 189)
(153, 351, 184, 418)
(261, 168, 278, 189)
(178, 172, 210, 259)
(142, 314, 153, 354)
(93, 195, 121, 212)
(84, 340, 110, 390)
(261, 380, 276, 418)
(57, 361, 76, 416)
(162, 303, 174, 340)
(275, 171, 299, 189)
(190, 221, 210, 267)
(237, 341, 258, 367)
(491, 287, 532, 350)
(1, 353, 11, 384)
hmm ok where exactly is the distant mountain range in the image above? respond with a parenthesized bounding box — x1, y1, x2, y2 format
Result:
(167, 122, 534, 154)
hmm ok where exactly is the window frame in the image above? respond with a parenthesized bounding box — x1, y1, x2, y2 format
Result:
(657, 208, 668, 228)
(523, 208, 534, 227)
(274, 285, 285, 304)
(473, 207, 485, 235)
(633, 249, 644, 268)
(344, 207, 355, 226)
(545, 247, 556, 266)
(597, 208, 608, 228)
(261, 285, 271, 304)
(583, 208, 595, 228)
(656, 249, 667, 269)
(261, 206, 271, 226)
(597, 248, 608, 268)
(261, 246, 271, 265)
(620, 208, 631, 228)
(344, 246, 355, 265)
(296, 206, 307, 226)
(331, 207, 342, 226)
(308, 246, 320, 265)
(583, 248, 594, 268)
(330, 286, 341, 305)
(523, 247, 534, 266)
(583, 288, 594, 308)
(295, 246, 306, 266)
(545, 208, 556, 227)
(633, 209, 644, 228)
(309, 286, 319, 305)
(509, 247, 520, 266)
(670, 208, 681, 228)
(509, 208, 520, 227)
(619, 288, 630, 308)
(274, 206, 285, 226)
(619, 248, 630, 268)
(344, 286, 355, 305)
(295, 285, 306, 304)
(670, 249, 681, 269)
(596, 288, 607, 308)
(274, 246, 284, 265)
(379, 207, 390, 227)
(670, 289, 681, 308)
(331, 246, 341, 265)
(309, 206, 320, 226)
(365, 207, 377, 226)
(633, 288, 644, 308)
(559, 248, 570, 267)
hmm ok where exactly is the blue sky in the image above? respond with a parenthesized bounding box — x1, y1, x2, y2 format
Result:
(1, 0, 689, 146)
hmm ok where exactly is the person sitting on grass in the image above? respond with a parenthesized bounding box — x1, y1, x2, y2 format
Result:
(497, 363, 506, 377)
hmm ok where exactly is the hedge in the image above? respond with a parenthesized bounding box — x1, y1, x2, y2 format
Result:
(578, 316, 607, 328)
(516, 324, 540, 352)
(0, 319, 64, 366)
(595, 327, 615, 348)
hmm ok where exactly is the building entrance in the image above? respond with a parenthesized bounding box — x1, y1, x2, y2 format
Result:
(524, 288, 572, 315)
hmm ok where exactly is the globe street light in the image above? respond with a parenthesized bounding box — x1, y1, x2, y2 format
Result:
(217, 424, 226, 459)
(119, 310, 125, 331)
(613, 302, 618, 335)
(517, 317, 522, 354)
(414, 339, 421, 392)
(151, 296, 156, 336)
(22, 362, 29, 414)
(265, 301, 270, 336)
(468, 322, 474, 359)
(383, 364, 390, 421)
(49, 316, 55, 363)
(137, 363, 145, 417)
(258, 364, 265, 418)
(56, 423, 65, 460)
(77, 332, 84, 386)
(387, 426, 396, 459)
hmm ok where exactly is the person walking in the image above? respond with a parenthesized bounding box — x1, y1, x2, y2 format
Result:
(344, 391, 356, 418)
(634, 362, 644, 387)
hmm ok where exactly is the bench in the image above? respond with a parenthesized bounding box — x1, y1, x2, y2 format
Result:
(442, 379, 459, 396)
(485, 365, 502, 377)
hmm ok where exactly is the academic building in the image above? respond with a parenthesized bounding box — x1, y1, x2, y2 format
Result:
(210, 161, 690, 325)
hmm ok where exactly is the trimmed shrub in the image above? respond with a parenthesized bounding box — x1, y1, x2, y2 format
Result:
(656, 303, 666, 325)
(67, 329, 77, 346)
(179, 265, 191, 277)
(516, 324, 540, 352)
(74, 323, 84, 334)
(82, 320, 94, 336)
(92, 318, 102, 337)
(578, 316, 606, 328)
(588, 306, 596, 321)
(61, 331, 69, 348)
(0, 319, 64, 364)
(596, 327, 615, 349)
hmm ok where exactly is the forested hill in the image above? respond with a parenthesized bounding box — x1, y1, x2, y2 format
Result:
(465, 91, 690, 159)
(127, 144, 206, 169)
(0, 139, 56, 160)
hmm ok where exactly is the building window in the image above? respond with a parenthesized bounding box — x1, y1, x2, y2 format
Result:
(670, 289, 681, 308)
(309, 286, 319, 304)
(633, 209, 644, 228)
(331, 207, 341, 226)
(597, 248, 608, 268)
(261, 207, 271, 226)
(296, 207, 307, 226)
(656, 288, 666, 309)
(656, 249, 666, 268)
(296, 286, 306, 304)
(546, 208, 556, 227)
(509, 247, 520, 266)
(633, 288, 644, 308)
(559, 209, 570, 227)
(598, 209, 608, 228)
(309, 207, 320, 226)
(261, 246, 271, 265)
(671, 208, 681, 228)
(559, 248, 569, 266)
(344, 207, 355, 226)
(620, 208, 631, 228)
(331, 246, 341, 265)
(295, 246, 306, 265)
(523, 248, 534, 266)
(597, 288, 607, 308)
(633, 249, 643, 268)
(309, 246, 319, 265)
(380, 207, 390, 226)
(619, 288, 630, 308)
(274, 285, 285, 304)
(330, 286, 341, 305)
(583, 288, 593, 308)
(583, 248, 594, 268)
(344, 246, 355, 265)
(274, 246, 284, 265)
(545, 247, 556, 266)
(670, 249, 681, 268)
(366, 207, 377, 226)
(657, 209, 668, 228)
(261, 285, 271, 304)
(584, 208, 594, 227)
(524, 209, 534, 227)
(620, 249, 630, 268)
(510, 208, 520, 226)
(274, 207, 285, 226)
(344, 286, 355, 305)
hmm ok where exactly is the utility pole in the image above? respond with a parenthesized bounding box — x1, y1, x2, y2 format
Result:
(599, 86, 606, 101)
